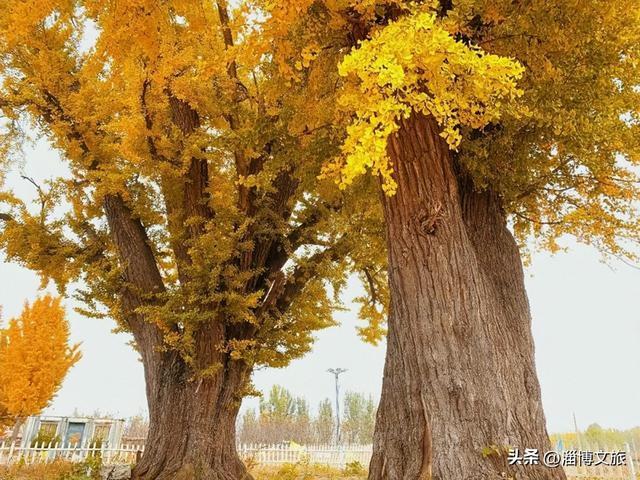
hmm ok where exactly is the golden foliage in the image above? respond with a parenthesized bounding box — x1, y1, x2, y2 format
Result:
(327, 8, 524, 194)
(0, 295, 81, 425)
(263, 0, 640, 262)
(0, 0, 638, 355)
(450, 0, 640, 261)
(0, 0, 386, 369)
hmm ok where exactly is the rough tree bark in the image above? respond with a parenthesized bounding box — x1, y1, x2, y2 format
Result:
(132, 353, 251, 480)
(368, 114, 565, 480)
(103, 194, 253, 480)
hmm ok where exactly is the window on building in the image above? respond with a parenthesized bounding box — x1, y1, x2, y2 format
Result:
(32, 421, 60, 446)
(93, 424, 110, 443)
(38, 421, 57, 437)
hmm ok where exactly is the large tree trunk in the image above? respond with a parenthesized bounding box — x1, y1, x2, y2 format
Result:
(131, 351, 252, 480)
(103, 195, 252, 480)
(369, 115, 565, 480)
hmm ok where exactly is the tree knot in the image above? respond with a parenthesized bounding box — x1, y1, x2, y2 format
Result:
(415, 202, 444, 237)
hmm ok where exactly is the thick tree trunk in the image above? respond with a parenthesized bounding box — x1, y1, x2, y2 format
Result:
(103, 195, 252, 480)
(131, 351, 252, 480)
(369, 115, 565, 480)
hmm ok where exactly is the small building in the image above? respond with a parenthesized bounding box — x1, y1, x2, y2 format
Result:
(20, 415, 125, 447)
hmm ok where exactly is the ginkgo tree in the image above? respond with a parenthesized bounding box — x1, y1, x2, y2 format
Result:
(245, 0, 640, 479)
(0, 1, 385, 479)
(0, 295, 81, 438)
(1, 1, 639, 480)
(260, 1, 640, 479)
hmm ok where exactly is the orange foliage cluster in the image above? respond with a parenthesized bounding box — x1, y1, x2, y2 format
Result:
(0, 295, 81, 428)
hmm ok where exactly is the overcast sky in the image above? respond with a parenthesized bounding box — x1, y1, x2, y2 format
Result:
(0, 138, 638, 435)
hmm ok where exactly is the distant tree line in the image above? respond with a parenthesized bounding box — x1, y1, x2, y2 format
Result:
(238, 385, 376, 445)
(550, 424, 640, 450)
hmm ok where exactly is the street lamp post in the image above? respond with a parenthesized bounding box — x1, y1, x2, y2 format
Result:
(327, 367, 347, 444)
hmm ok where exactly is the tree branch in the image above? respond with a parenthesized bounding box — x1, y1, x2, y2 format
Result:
(20, 175, 48, 224)
(262, 199, 343, 278)
(24, 87, 169, 344)
(363, 267, 379, 305)
(275, 236, 350, 314)
(215, 0, 249, 101)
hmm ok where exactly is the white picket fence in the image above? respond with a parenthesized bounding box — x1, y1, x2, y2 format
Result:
(0, 442, 144, 465)
(0, 441, 637, 479)
(0, 442, 371, 468)
(238, 443, 372, 467)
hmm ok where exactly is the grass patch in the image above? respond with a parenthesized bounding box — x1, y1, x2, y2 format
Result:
(0, 461, 90, 480)
(0, 459, 366, 480)
(250, 460, 367, 479)
(0, 456, 102, 480)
